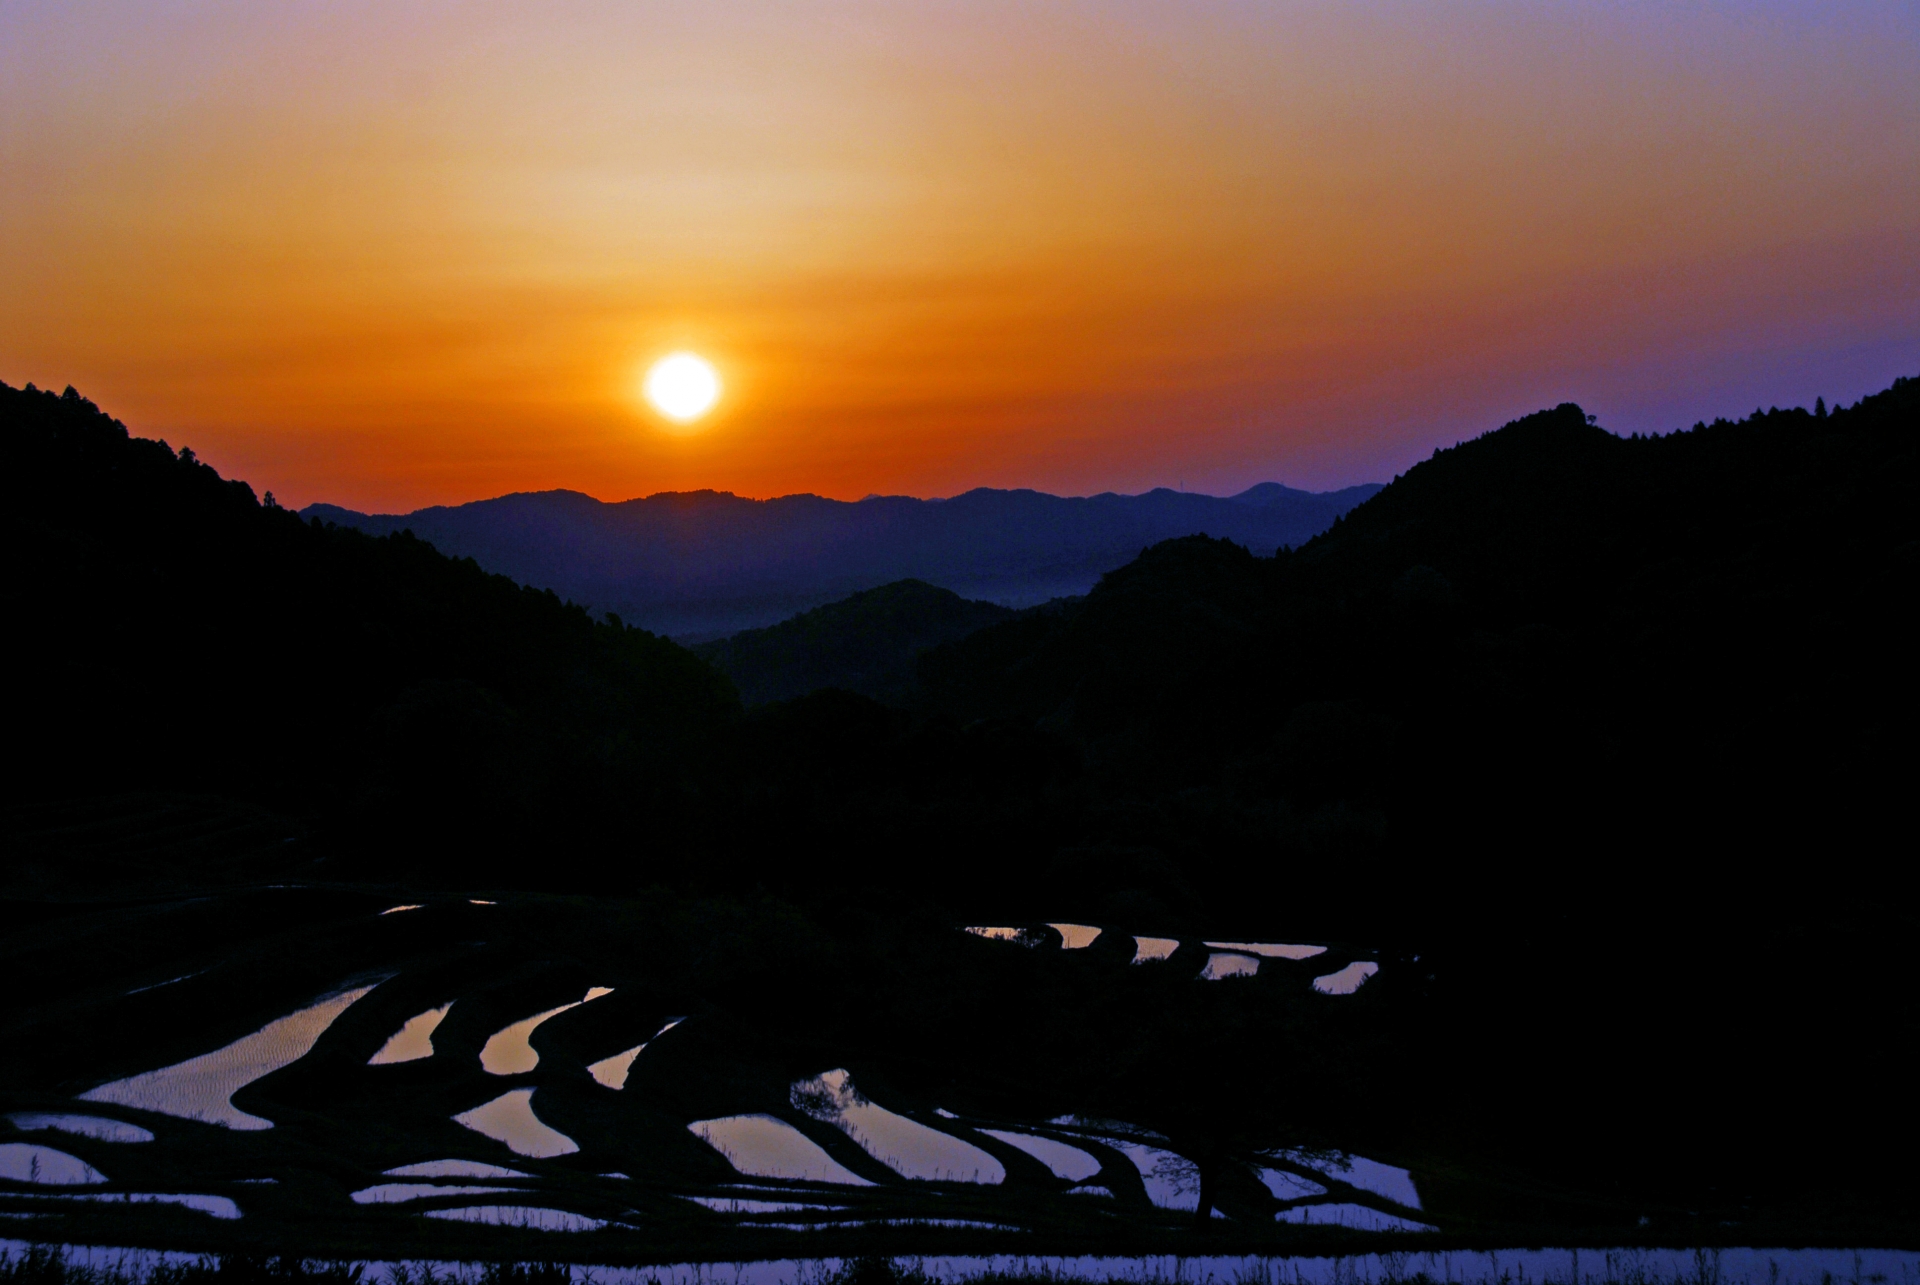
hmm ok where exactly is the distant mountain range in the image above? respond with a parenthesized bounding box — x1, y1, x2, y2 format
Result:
(303, 482, 1382, 639)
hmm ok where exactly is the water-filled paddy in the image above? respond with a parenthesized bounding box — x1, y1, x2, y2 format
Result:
(1199, 952, 1260, 980)
(1311, 962, 1379, 995)
(351, 1184, 525, 1205)
(369, 1004, 453, 1065)
(976, 1130, 1101, 1182)
(689, 1115, 873, 1185)
(586, 1018, 683, 1090)
(0, 1144, 105, 1186)
(792, 1070, 1004, 1184)
(479, 988, 613, 1076)
(453, 1089, 578, 1158)
(1203, 942, 1328, 960)
(385, 1160, 531, 1180)
(79, 985, 376, 1129)
(421, 1206, 606, 1232)
(5, 1114, 152, 1144)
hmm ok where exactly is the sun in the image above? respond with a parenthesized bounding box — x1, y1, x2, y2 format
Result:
(643, 353, 721, 424)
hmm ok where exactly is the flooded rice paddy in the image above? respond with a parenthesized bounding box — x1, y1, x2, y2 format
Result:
(422, 1206, 607, 1232)
(688, 1116, 873, 1186)
(791, 1070, 1004, 1184)
(1, 892, 1681, 1258)
(454, 1089, 578, 1158)
(79, 985, 377, 1129)
(369, 1004, 454, 1065)
(0, 1145, 105, 1186)
(5, 1114, 152, 1145)
(479, 988, 614, 1076)
(9, 1242, 1917, 1285)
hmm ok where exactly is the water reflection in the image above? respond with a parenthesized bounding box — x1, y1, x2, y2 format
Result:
(1047, 924, 1102, 949)
(79, 984, 375, 1130)
(1200, 952, 1260, 980)
(352, 1183, 523, 1205)
(792, 1070, 1005, 1184)
(963, 927, 1041, 947)
(1312, 962, 1380, 995)
(12, 1192, 241, 1219)
(369, 1003, 453, 1065)
(1103, 1140, 1201, 1210)
(422, 1205, 605, 1231)
(1270, 1149, 1420, 1208)
(480, 987, 613, 1076)
(1131, 937, 1179, 964)
(686, 1196, 843, 1214)
(688, 1114, 873, 1185)
(5, 1113, 153, 1144)
(0, 1144, 106, 1186)
(1256, 1166, 1328, 1201)
(587, 1018, 685, 1090)
(453, 1089, 579, 1158)
(380, 905, 422, 916)
(978, 1129, 1101, 1181)
(386, 1159, 531, 1180)
(1204, 941, 1327, 960)
(1277, 1202, 1433, 1231)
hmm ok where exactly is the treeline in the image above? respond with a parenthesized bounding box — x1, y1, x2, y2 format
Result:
(7, 377, 1918, 1202)
(2, 382, 736, 885)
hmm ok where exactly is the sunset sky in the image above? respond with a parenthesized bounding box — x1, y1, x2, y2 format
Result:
(4, 1, 1917, 512)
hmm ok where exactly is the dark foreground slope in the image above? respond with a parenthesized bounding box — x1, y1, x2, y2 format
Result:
(304, 481, 1381, 638)
(4, 379, 1917, 1247)
(694, 579, 1019, 705)
(1, 383, 737, 889)
(905, 384, 1920, 1201)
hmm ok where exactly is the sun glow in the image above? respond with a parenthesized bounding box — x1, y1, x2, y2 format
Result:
(643, 353, 721, 424)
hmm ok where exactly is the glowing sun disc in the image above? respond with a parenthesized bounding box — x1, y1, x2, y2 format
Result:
(644, 353, 721, 422)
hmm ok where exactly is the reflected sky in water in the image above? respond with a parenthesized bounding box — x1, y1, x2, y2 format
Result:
(422, 1205, 605, 1231)
(1312, 962, 1380, 995)
(0, 1144, 105, 1186)
(5, 1113, 152, 1144)
(1200, 951, 1260, 980)
(1204, 941, 1327, 960)
(454, 1088, 579, 1158)
(793, 1069, 1005, 1184)
(1131, 937, 1179, 963)
(689, 1114, 873, 1185)
(479, 987, 613, 1076)
(1047, 924, 1102, 949)
(369, 1003, 452, 1065)
(978, 1129, 1101, 1182)
(79, 984, 375, 1130)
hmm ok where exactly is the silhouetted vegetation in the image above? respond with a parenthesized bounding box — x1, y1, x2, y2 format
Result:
(4, 377, 1917, 1253)
(2, 382, 737, 891)
(693, 580, 1018, 706)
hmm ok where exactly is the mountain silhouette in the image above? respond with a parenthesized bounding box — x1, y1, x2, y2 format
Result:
(303, 481, 1381, 639)
(694, 579, 1018, 706)
(1, 380, 737, 890)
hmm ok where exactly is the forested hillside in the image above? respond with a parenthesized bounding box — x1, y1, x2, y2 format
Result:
(2, 382, 738, 889)
(305, 479, 1381, 638)
(695, 579, 1018, 705)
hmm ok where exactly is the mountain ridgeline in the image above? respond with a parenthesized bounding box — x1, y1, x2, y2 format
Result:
(6, 374, 1918, 1204)
(693, 579, 1019, 706)
(1, 382, 738, 889)
(304, 480, 1382, 638)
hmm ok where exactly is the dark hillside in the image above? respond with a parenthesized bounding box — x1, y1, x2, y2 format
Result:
(916, 381, 1920, 1197)
(694, 579, 1018, 705)
(1, 382, 738, 889)
(305, 481, 1382, 638)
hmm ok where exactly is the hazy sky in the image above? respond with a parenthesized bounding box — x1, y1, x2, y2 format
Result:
(4, 1, 1917, 511)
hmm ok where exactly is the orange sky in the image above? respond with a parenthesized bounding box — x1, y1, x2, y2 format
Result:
(4, 2, 1918, 511)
